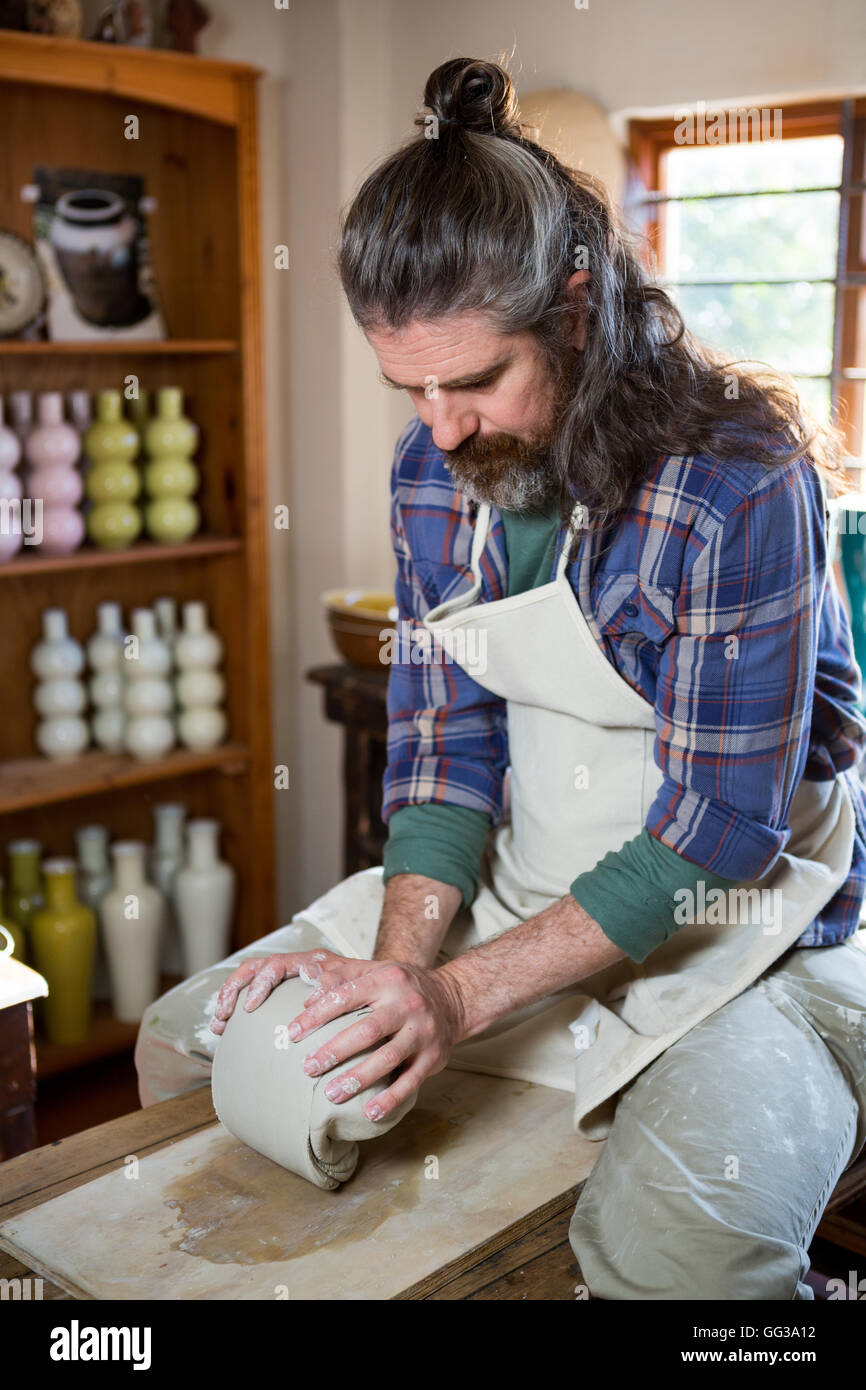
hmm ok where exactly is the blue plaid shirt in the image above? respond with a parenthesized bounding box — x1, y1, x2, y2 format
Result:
(384, 415, 866, 946)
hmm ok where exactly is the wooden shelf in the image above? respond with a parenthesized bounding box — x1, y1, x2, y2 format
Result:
(35, 976, 183, 1079)
(0, 35, 276, 955)
(0, 535, 242, 578)
(0, 339, 239, 355)
(0, 745, 251, 815)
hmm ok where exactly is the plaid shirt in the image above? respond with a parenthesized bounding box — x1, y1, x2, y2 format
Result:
(384, 415, 866, 946)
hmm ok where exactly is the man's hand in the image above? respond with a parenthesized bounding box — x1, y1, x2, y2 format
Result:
(293, 956, 465, 1119)
(210, 949, 367, 1035)
(209, 948, 466, 1121)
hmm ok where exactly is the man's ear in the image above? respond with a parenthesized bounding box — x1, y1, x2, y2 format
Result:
(565, 269, 591, 351)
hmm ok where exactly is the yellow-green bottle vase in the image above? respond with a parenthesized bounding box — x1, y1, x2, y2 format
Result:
(0, 909, 27, 963)
(84, 419, 140, 466)
(31, 862, 96, 1045)
(88, 502, 143, 549)
(145, 497, 200, 543)
(86, 460, 142, 503)
(144, 416, 198, 459)
(144, 456, 199, 499)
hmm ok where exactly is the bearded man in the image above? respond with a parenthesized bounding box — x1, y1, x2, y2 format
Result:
(137, 58, 866, 1301)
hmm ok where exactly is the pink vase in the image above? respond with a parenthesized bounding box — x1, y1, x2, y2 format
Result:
(26, 393, 84, 556)
(0, 396, 23, 561)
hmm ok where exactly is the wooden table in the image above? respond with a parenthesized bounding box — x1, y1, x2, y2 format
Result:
(0, 1001, 37, 1161)
(0, 1081, 591, 1301)
(2, 1080, 864, 1299)
(305, 663, 389, 875)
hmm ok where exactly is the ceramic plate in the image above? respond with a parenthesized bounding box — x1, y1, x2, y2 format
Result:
(0, 231, 45, 337)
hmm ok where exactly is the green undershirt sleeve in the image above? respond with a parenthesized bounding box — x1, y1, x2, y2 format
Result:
(382, 802, 492, 910)
(570, 827, 740, 964)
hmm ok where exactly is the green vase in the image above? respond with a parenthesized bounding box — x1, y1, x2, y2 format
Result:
(84, 390, 142, 550)
(0, 875, 27, 963)
(7, 839, 44, 939)
(30, 858, 96, 1045)
(143, 387, 200, 544)
(127, 390, 150, 460)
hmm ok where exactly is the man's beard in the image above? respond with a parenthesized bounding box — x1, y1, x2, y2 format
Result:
(441, 349, 579, 513)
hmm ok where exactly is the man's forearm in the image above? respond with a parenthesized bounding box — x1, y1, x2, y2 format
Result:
(436, 893, 627, 1041)
(374, 872, 463, 967)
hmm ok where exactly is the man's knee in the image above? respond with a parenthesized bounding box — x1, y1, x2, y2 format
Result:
(568, 1183, 806, 1300)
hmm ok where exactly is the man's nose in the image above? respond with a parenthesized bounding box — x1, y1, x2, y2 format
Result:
(422, 396, 479, 454)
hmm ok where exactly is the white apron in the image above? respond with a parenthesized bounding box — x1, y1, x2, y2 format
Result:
(322, 490, 857, 1141)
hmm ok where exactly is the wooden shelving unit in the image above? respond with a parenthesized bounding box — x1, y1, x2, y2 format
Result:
(0, 340, 239, 355)
(0, 33, 276, 1077)
(0, 535, 242, 577)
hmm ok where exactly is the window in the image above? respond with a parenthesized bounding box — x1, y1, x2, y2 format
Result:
(627, 100, 866, 475)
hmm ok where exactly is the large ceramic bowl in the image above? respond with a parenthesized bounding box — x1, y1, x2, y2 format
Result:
(320, 588, 398, 670)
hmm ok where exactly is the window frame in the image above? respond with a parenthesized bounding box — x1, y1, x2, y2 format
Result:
(627, 98, 866, 472)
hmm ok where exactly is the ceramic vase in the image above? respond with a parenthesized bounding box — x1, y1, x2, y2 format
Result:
(8, 390, 33, 450)
(0, 877, 27, 963)
(175, 600, 227, 751)
(99, 841, 165, 1022)
(87, 600, 126, 754)
(123, 607, 174, 760)
(30, 858, 96, 1045)
(173, 819, 235, 976)
(84, 389, 142, 551)
(153, 596, 179, 733)
(67, 389, 93, 495)
(149, 802, 186, 974)
(143, 386, 200, 543)
(0, 396, 24, 562)
(31, 608, 89, 759)
(6, 840, 44, 941)
(127, 390, 150, 459)
(8, 390, 33, 495)
(75, 824, 114, 1002)
(26, 392, 85, 556)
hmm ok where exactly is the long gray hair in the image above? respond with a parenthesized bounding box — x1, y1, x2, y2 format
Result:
(338, 56, 849, 522)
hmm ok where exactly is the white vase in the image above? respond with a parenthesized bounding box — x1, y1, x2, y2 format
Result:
(30, 609, 89, 760)
(173, 819, 235, 977)
(148, 803, 186, 974)
(75, 824, 113, 1001)
(153, 596, 178, 654)
(174, 600, 227, 751)
(0, 396, 23, 562)
(8, 390, 33, 448)
(87, 601, 126, 753)
(123, 608, 174, 760)
(99, 840, 165, 1022)
(31, 608, 84, 680)
(8, 390, 33, 496)
(153, 596, 179, 736)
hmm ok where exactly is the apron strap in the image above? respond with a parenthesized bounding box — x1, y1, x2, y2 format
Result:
(468, 502, 492, 584)
(555, 499, 588, 579)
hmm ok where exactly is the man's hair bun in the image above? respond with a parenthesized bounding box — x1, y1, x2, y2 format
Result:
(419, 58, 523, 138)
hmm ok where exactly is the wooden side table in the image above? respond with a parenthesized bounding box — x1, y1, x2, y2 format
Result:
(305, 664, 390, 875)
(0, 1001, 37, 1161)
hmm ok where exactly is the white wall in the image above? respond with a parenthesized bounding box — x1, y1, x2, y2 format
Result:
(108, 0, 866, 920)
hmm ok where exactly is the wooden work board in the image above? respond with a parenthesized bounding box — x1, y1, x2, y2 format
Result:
(0, 1069, 601, 1300)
